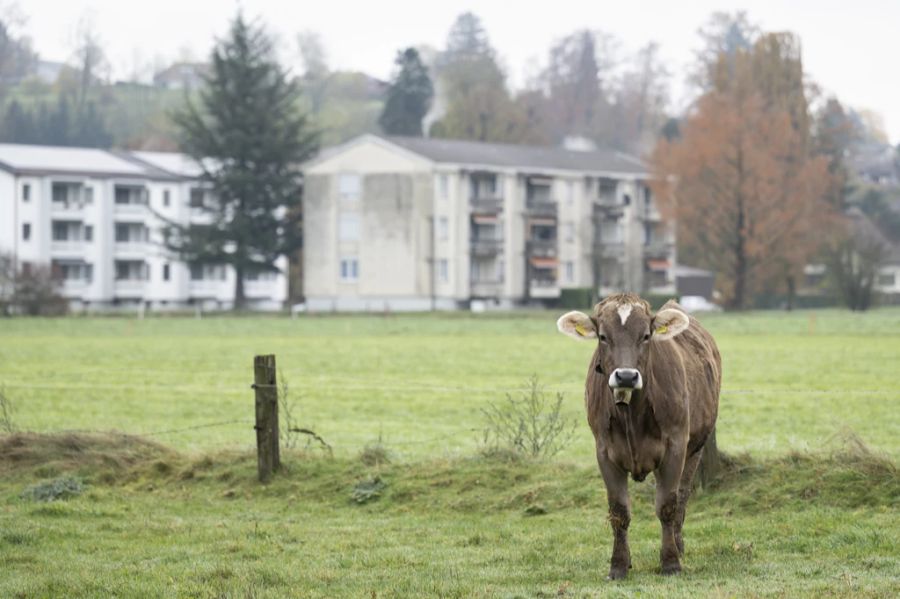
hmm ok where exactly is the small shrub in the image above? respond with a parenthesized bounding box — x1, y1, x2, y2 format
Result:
(351, 476, 386, 504)
(359, 434, 391, 467)
(21, 477, 84, 502)
(481, 375, 576, 459)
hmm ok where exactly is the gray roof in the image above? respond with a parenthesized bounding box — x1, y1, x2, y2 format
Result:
(381, 135, 648, 176)
(0, 143, 181, 180)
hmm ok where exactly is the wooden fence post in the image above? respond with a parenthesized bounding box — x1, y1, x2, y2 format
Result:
(253, 354, 281, 482)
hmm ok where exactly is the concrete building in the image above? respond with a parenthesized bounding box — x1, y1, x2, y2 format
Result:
(303, 134, 676, 311)
(0, 143, 287, 311)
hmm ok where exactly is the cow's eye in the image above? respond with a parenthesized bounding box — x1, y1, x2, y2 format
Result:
(598, 334, 608, 343)
(642, 333, 650, 342)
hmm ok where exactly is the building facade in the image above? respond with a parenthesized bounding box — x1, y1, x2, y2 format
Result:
(0, 144, 287, 311)
(303, 135, 676, 311)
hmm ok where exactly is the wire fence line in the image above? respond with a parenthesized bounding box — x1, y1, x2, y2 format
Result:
(3, 379, 897, 396)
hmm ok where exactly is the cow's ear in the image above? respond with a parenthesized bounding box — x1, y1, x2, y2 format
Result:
(557, 311, 598, 341)
(651, 308, 689, 341)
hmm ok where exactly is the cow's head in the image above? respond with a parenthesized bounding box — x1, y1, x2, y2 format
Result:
(556, 295, 690, 405)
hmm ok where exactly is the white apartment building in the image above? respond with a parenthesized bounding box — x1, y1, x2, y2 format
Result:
(0, 143, 287, 311)
(303, 134, 676, 311)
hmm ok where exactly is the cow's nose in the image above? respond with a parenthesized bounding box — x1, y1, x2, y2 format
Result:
(613, 368, 639, 388)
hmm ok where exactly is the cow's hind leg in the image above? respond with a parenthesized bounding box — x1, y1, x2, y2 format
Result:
(598, 455, 631, 580)
(654, 440, 687, 575)
(675, 450, 702, 555)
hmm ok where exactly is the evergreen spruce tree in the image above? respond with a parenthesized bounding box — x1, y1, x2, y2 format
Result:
(168, 14, 318, 309)
(378, 48, 433, 136)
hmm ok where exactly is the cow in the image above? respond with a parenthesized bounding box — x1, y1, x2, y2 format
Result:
(556, 293, 721, 579)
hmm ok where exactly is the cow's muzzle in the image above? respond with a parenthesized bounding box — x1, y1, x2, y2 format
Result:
(608, 368, 643, 405)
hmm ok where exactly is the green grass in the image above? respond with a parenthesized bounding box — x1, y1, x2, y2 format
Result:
(0, 309, 899, 597)
(0, 309, 898, 458)
(0, 432, 897, 598)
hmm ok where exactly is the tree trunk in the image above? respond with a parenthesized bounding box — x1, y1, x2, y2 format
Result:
(785, 274, 796, 311)
(234, 266, 246, 311)
(697, 428, 721, 489)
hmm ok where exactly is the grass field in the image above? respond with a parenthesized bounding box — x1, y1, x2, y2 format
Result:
(1, 309, 899, 597)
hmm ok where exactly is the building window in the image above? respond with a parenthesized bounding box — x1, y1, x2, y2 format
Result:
(622, 194, 631, 206)
(564, 222, 574, 243)
(565, 261, 574, 283)
(338, 173, 361, 201)
(339, 213, 360, 242)
(22, 183, 30, 202)
(878, 273, 896, 287)
(438, 259, 449, 283)
(163, 190, 171, 207)
(53, 260, 93, 282)
(84, 225, 93, 242)
(84, 186, 93, 204)
(340, 257, 359, 282)
(115, 260, 149, 281)
(189, 188, 205, 208)
(163, 263, 171, 282)
(438, 174, 449, 200)
(190, 264, 226, 281)
(438, 216, 449, 241)
(22, 223, 31, 241)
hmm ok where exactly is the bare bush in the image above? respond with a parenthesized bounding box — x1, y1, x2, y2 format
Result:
(0, 386, 15, 433)
(481, 375, 576, 459)
(278, 372, 331, 455)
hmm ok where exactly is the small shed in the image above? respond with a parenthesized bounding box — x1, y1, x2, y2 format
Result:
(674, 265, 715, 300)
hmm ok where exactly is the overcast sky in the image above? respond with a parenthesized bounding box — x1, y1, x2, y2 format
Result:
(18, 0, 900, 144)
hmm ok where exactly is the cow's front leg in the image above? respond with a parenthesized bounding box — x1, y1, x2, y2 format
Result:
(598, 453, 630, 580)
(654, 439, 687, 575)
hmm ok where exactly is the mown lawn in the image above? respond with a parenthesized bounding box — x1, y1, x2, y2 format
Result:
(0, 309, 898, 597)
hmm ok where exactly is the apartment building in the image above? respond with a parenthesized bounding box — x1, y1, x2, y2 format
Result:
(0, 143, 287, 311)
(303, 134, 676, 311)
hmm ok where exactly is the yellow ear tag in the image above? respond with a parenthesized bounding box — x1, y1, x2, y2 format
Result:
(655, 325, 668, 335)
(575, 324, 588, 337)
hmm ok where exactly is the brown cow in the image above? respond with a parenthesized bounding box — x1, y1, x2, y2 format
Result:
(557, 293, 721, 579)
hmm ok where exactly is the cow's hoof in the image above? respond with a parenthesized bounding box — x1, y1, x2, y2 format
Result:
(607, 566, 628, 581)
(660, 561, 682, 576)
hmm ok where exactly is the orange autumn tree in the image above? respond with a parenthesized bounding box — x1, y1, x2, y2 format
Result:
(652, 33, 834, 309)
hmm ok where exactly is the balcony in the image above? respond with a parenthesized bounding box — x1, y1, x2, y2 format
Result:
(470, 279, 504, 297)
(594, 241, 625, 258)
(527, 239, 557, 258)
(470, 238, 503, 256)
(640, 206, 663, 221)
(114, 280, 147, 297)
(529, 278, 560, 299)
(51, 241, 87, 256)
(470, 197, 503, 214)
(526, 200, 557, 217)
(593, 201, 625, 218)
(114, 241, 151, 258)
(51, 200, 88, 216)
(643, 240, 674, 259)
(60, 279, 90, 296)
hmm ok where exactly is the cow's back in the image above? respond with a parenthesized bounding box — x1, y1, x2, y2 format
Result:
(661, 300, 721, 454)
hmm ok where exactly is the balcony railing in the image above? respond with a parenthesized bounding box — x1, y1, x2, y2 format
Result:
(51, 200, 87, 214)
(114, 280, 147, 296)
(593, 241, 625, 257)
(470, 238, 503, 255)
(529, 278, 560, 298)
(114, 202, 148, 215)
(51, 241, 86, 254)
(525, 200, 557, 217)
(470, 197, 503, 213)
(593, 201, 625, 217)
(527, 239, 557, 257)
(643, 240, 674, 258)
